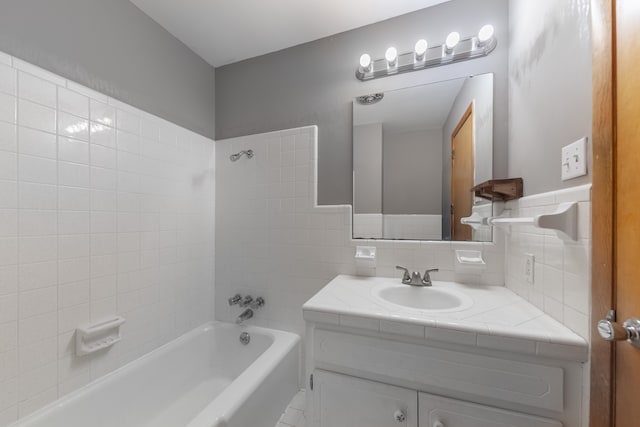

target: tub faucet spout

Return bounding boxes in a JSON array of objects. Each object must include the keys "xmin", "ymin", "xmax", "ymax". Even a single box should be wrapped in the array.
[{"xmin": 236, "ymin": 309, "xmax": 254, "ymax": 324}]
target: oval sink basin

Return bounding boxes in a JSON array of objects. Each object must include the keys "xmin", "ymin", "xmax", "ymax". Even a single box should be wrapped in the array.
[{"xmin": 373, "ymin": 284, "xmax": 473, "ymax": 313}]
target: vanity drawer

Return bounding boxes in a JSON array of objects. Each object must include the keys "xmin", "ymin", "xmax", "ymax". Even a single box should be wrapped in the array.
[
  {"xmin": 418, "ymin": 392, "xmax": 562, "ymax": 427},
  {"xmin": 313, "ymin": 328, "xmax": 564, "ymax": 412},
  {"xmin": 312, "ymin": 370, "xmax": 418, "ymax": 427}
]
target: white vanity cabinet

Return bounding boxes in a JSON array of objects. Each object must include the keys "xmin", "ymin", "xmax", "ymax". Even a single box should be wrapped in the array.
[
  {"xmin": 312, "ymin": 370, "xmax": 418, "ymax": 427},
  {"xmin": 303, "ymin": 276, "xmax": 589, "ymax": 427}
]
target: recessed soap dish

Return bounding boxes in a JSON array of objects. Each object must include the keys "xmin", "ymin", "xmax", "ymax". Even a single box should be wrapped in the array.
[
  {"xmin": 454, "ymin": 250, "xmax": 486, "ymax": 272},
  {"xmin": 76, "ymin": 316, "xmax": 125, "ymax": 356},
  {"xmin": 355, "ymin": 246, "xmax": 376, "ymax": 261}
]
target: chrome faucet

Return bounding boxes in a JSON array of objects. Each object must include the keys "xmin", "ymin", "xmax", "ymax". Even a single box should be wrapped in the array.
[
  {"xmin": 229, "ymin": 294, "xmax": 266, "ymax": 324},
  {"xmin": 395, "ymin": 266, "xmax": 439, "ymax": 287},
  {"xmin": 236, "ymin": 309, "xmax": 254, "ymax": 324}
]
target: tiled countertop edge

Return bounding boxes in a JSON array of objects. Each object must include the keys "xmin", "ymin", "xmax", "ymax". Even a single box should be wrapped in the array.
[{"xmin": 303, "ymin": 309, "xmax": 589, "ymax": 363}]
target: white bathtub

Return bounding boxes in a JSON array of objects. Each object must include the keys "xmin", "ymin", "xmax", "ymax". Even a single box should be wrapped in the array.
[{"xmin": 11, "ymin": 322, "xmax": 300, "ymax": 427}]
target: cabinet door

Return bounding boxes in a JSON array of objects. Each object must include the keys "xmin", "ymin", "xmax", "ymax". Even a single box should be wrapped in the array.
[
  {"xmin": 312, "ymin": 370, "xmax": 417, "ymax": 427},
  {"xmin": 418, "ymin": 392, "xmax": 563, "ymax": 427}
]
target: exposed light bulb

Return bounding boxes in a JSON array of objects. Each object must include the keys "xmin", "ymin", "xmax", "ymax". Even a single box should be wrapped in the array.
[
  {"xmin": 445, "ymin": 31, "xmax": 460, "ymax": 52},
  {"xmin": 477, "ymin": 24, "xmax": 495, "ymax": 45},
  {"xmin": 414, "ymin": 39, "xmax": 428, "ymax": 61},
  {"xmin": 385, "ymin": 47, "xmax": 398, "ymax": 67},
  {"xmin": 359, "ymin": 53, "xmax": 372, "ymax": 73}
]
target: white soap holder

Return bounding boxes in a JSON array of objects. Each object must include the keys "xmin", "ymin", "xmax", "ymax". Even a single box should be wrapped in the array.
[
  {"xmin": 355, "ymin": 246, "xmax": 376, "ymax": 260},
  {"xmin": 455, "ymin": 250, "xmax": 486, "ymax": 272},
  {"xmin": 355, "ymin": 245, "xmax": 377, "ymax": 269},
  {"xmin": 76, "ymin": 316, "xmax": 125, "ymax": 356}
]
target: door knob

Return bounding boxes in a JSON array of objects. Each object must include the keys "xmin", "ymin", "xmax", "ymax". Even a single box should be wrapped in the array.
[{"xmin": 597, "ymin": 310, "xmax": 640, "ymax": 348}]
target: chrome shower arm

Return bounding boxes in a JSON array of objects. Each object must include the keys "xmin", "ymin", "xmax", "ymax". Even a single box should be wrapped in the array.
[{"xmin": 230, "ymin": 149, "xmax": 254, "ymax": 161}]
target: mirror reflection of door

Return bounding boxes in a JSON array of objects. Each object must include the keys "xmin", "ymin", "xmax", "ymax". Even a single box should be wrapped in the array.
[{"xmin": 450, "ymin": 102, "xmax": 475, "ymax": 241}]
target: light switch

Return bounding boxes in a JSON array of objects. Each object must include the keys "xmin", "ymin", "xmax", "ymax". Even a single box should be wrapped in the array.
[{"xmin": 561, "ymin": 137, "xmax": 587, "ymax": 181}]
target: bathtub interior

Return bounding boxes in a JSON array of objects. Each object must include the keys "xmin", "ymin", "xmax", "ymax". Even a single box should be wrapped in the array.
[{"xmin": 11, "ymin": 322, "xmax": 296, "ymax": 427}]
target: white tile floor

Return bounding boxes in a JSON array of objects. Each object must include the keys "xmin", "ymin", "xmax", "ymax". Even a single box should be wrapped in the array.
[{"xmin": 275, "ymin": 389, "xmax": 306, "ymax": 427}]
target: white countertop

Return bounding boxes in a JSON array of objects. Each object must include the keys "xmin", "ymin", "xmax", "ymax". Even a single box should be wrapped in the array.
[{"xmin": 303, "ymin": 275, "xmax": 588, "ymax": 362}]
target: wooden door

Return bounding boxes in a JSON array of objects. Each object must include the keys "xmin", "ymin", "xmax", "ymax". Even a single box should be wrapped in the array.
[
  {"xmin": 312, "ymin": 370, "xmax": 418, "ymax": 427},
  {"xmin": 591, "ymin": 1, "xmax": 640, "ymax": 426},
  {"xmin": 612, "ymin": 1, "xmax": 640, "ymax": 426},
  {"xmin": 451, "ymin": 103, "xmax": 475, "ymax": 241}
]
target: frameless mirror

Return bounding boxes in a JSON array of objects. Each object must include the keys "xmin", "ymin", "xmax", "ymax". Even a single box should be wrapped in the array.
[{"xmin": 352, "ymin": 73, "xmax": 493, "ymax": 241}]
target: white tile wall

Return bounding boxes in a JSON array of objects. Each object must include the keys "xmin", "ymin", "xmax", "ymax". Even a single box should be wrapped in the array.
[
  {"xmin": 0, "ymin": 53, "xmax": 215, "ymax": 422},
  {"xmin": 215, "ymin": 126, "xmax": 504, "ymax": 337},
  {"xmin": 503, "ymin": 184, "xmax": 591, "ymax": 340}
]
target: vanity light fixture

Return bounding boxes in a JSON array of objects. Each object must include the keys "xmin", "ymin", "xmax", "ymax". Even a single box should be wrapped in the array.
[
  {"xmin": 477, "ymin": 24, "xmax": 495, "ymax": 47},
  {"xmin": 355, "ymin": 25, "xmax": 497, "ymax": 81},
  {"xmin": 385, "ymin": 47, "xmax": 398, "ymax": 68},
  {"xmin": 414, "ymin": 39, "xmax": 428, "ymax": 62},
  {"xmin": 359, "ymin": 53, "xmax": 372, "ymax": 73},
  {"xmin": 444, "ymin": 31, "xmax": 460, "ymax": 53}
]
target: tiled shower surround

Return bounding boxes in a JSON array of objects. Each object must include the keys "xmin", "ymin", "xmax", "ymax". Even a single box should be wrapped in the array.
[{"xmin": 0, "ymin": 52, "xmax": 215, "ymax": 423}]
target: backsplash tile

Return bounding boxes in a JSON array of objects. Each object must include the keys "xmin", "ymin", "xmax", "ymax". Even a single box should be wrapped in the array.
[
  {"xmin": 502, "ymin": 184, "xmax": 591, "ymax": 340},
  {"xmin": 0, "ymin": 52, "xmax": 215, "ymax": 422}
]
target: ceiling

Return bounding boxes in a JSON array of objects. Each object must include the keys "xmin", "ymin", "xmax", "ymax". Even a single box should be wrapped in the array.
[
  {"xmin": 353, "ymin": 77, "xmax": 467, "ymax": 134},
  {"xmin": 129, "ymin": 0, "xmax": 449, "ymax": 67}
]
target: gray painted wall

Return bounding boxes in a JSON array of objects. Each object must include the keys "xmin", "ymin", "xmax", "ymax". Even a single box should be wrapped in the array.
[
  {"xmin": 353, "ymin": 123, "xmax": 383, "ymax": 214},
  {"xmin": 383, "ymin": 129, "xmax": 443, "ymax": 215},
  {"xmin": 508, "ymin": 0, "xmax": 592, "ymax": 194},
  {"xmin": 442, "ymin": 73, "xmax": 494, "ymax": 239},
  {"xmin": 216, "ymin": 0, "xmax": 509, "ymax": 205},
  {"xmin": 0, "ymin": 0, "xmax": 216, "ymax": 138}
]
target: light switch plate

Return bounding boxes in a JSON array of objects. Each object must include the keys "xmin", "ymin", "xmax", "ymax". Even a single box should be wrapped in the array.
[
  {"xmin": 524, "ymin": 253, "xmax": 535, "ymax": 284},
  {"xmin": 561, "ymin": 137, "xmax": 587, "ymax": 181}
]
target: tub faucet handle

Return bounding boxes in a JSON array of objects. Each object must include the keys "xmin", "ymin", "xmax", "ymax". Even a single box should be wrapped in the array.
[
  {"xmin": 240, "ymin": 295, "xmax": 254, "ymax": 307},
  {"xmin": 228, "ymin": 294, "xmax": 242, "ymax": 306},
  {"xmin": 250, "ymin": 297, "xmax": 265, "ymax": 309}
]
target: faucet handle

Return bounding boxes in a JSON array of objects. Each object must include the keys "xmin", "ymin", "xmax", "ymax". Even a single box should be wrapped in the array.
[
  {"xmin": 228, "ymin": 294, "xmax": 242, "ymax": 306},
  {"xmin": 396, "ymin": 266, "xmax": 411, "ymax": 284},
  {"xmin": 239, "ymin": 295, "xmax": 253, "ymax": 307},
  {"xmin": 422, "ymin": 268, "xmax": 439, "ymax": 285},
  {"xmin": 250, "ymin": 297, "xmax": 265, "ymax": 309}
]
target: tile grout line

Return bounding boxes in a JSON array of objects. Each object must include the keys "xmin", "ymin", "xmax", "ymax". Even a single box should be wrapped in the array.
[
  {"xmin": 15, "ymin": 55, "xmax": 21, "ymax": 413},
  {"xmin": 55, "ymin": 81, "xmax": 60, "ymax": 404}
]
